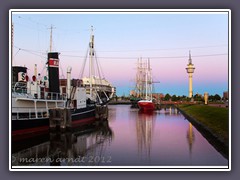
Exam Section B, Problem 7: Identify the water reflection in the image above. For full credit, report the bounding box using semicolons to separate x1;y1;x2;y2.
12;105;228;167
136;111;156;163
12;121;113;166
186;123;195;159
162;106;179;116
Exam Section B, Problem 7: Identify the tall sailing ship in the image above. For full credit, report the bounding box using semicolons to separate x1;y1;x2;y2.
130;58;156;111
137;59;155;111
130;58;145;106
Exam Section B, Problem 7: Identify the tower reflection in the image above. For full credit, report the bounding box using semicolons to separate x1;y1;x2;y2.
186;123;195;160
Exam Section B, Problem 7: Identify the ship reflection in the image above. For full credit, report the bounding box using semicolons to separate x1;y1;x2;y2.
12;120;113;166
162;106;179;116
136;111;156;163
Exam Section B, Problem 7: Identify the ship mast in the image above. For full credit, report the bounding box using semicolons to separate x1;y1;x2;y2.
89;26;94;98
139;57;143;98
143;58;152;101
48;25;55;52
148;58;152;101
11;23;14;66
78;26;111;104
145;60;148;100
136;58;139;97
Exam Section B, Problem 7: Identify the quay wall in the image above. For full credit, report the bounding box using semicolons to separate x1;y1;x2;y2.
176;105;229;159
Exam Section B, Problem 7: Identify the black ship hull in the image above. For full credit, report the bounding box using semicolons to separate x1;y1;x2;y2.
12;106;96;140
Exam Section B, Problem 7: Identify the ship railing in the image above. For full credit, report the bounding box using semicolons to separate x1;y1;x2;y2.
12;90;67;101
21;89;67;101
12;82;67;101
13;108;49;120
83;84;112;91
29;109;47;119
44;92;67;101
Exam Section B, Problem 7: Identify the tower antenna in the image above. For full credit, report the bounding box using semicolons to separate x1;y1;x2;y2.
189;50;192;64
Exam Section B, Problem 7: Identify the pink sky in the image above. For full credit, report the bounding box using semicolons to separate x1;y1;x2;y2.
12;12;229;96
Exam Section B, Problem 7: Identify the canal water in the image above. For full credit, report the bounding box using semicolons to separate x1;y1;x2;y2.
12;105;228;167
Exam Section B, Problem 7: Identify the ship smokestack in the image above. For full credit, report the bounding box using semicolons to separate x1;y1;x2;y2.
12;66;27;83
47;52;60;94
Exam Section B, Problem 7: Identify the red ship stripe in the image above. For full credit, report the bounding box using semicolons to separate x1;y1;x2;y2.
72;117;96;127
12;117;96;136
12;126;49;136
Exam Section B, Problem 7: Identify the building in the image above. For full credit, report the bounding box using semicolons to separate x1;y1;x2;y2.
223;91;228;100
152;93;165;100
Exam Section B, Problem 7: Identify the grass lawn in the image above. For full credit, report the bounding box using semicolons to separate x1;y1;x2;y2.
178;104;229;144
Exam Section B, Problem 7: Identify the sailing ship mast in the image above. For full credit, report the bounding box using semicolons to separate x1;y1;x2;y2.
145;60;148;100
143;58;153;101
135;57;145;99
148;58;152;101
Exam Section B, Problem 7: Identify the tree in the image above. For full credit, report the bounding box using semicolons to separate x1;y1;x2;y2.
208;94;221;102
164;93;171;101
171;95;177;101
180;95;187;101
208;95;214;102
194;94;203;101
214;94;221;101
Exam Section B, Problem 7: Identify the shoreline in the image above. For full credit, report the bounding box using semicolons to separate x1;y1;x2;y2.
108;101;132;105
176;105;229;159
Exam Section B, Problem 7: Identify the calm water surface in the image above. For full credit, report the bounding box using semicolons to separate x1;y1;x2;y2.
12;105;228;166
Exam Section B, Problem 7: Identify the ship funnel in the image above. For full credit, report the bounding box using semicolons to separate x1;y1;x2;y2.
12;66;28;83
47;52;60;94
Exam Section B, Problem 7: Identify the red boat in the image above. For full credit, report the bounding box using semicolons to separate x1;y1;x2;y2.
138;100;155;111
136;59;156;112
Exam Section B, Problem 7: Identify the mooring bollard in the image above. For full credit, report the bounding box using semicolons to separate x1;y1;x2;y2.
49;109;56;130
95;105;109;120
49;108;72;131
